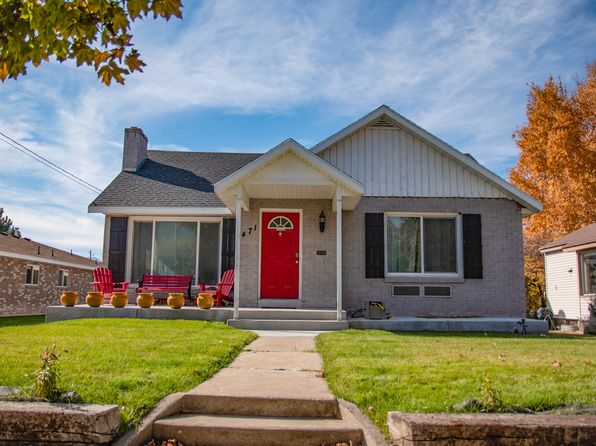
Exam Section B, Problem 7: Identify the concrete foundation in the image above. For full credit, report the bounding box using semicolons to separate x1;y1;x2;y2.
46;306;549;333
349;317;549;334
46;304;233;323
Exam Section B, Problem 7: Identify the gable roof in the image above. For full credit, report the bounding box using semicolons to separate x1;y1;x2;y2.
0;232;99;270
89;150;262;213
311;105;542;214
214;139;364;210
215;139;364;194
540;223;596;253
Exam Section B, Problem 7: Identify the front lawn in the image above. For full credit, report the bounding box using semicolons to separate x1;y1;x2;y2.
317;330;596;435
0;314;45;327
0;318;256;428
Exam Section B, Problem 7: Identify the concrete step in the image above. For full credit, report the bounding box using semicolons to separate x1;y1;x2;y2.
239;308;347;320
182;368;338;418
228;318;349;331
153;413;364;446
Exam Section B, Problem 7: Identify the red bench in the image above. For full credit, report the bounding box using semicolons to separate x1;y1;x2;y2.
137;275;193;305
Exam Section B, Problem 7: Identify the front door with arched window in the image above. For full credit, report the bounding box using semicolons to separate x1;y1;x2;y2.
260;211;300;299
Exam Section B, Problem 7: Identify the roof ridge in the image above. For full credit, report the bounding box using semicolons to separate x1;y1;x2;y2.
147;149;263;156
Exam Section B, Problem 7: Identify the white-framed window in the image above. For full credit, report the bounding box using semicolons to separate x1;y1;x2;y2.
25;264;40;285
58;269;69;287
129;218;222;285
384;213;462;277
268;216;294;231
580;250;596;295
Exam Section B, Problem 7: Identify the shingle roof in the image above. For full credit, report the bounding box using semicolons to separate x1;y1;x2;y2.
0;232;100;268
540;222;596;251
89;150;262;208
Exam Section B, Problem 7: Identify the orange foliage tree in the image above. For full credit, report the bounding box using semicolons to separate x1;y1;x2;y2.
510;63;596;315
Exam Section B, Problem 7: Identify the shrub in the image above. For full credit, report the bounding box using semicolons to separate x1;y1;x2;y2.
32;345;63;401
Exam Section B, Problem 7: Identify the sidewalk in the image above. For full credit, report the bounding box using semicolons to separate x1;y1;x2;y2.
151;331;372;445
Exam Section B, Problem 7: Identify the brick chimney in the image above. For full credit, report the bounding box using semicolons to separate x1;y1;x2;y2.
122;127;148;171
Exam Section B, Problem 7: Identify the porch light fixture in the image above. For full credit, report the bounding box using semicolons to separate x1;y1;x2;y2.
319;211;326;233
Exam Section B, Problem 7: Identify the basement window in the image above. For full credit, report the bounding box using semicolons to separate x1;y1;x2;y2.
25;265;40;285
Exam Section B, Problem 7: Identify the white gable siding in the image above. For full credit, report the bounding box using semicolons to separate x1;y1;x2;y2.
319;126;509;198
545;251;581;319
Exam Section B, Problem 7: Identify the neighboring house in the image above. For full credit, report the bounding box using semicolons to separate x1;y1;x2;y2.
0;232;98;316
540;223;596;324
88;105;542;318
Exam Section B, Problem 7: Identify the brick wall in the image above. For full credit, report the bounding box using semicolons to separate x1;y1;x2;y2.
343;197;526;317
0;257;94;316
239;199;337;308
237;197;525;316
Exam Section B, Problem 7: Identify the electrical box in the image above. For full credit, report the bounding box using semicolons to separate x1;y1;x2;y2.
366;301;386;319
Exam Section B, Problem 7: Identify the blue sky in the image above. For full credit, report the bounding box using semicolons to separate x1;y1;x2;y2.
0;0;595;259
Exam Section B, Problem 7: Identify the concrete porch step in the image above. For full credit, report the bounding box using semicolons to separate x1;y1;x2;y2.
152;413;364;446
182;368;339;418
239;308;347;320
227;318;349;331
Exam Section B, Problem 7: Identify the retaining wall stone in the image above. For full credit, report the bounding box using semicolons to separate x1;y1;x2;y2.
388;412;596;446
0;401;120;445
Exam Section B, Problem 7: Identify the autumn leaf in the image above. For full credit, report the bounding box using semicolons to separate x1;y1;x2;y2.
0;0;183;85
0;63;8;81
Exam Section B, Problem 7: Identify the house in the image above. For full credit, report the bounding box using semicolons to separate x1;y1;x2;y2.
88;105;542;319
540;223;596;324
0;232;98;316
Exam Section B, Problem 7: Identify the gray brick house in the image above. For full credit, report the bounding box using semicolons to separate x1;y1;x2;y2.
0;233;98;316
89;105;541;319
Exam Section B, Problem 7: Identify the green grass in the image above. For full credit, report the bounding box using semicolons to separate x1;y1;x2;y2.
0;315;45;327
0;318;256;428
317;330;596;435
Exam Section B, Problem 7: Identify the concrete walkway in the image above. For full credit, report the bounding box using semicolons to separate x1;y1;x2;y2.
151;332;380;446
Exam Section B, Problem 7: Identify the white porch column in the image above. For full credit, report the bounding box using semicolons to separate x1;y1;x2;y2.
233;197;242;320
336;194;343;321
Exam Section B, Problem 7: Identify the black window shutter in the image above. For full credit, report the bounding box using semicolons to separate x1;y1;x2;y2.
463;214;483;279
108;217;128;283
365;213;385;278
221;218;236;273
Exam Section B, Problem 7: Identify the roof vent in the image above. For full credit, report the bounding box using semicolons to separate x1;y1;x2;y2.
464;153;478;162
369;116;397;129
393;286;420;297
424;286;452;297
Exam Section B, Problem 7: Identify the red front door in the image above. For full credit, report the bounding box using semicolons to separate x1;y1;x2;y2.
260;212;300;299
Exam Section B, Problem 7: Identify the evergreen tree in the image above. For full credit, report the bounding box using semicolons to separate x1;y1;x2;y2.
0;207;19;235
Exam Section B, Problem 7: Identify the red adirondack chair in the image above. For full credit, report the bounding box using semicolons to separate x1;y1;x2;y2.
93;268;128;296
201;269;234;307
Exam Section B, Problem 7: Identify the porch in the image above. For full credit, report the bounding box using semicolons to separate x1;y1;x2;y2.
213;139;365;321
46;305;349;330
